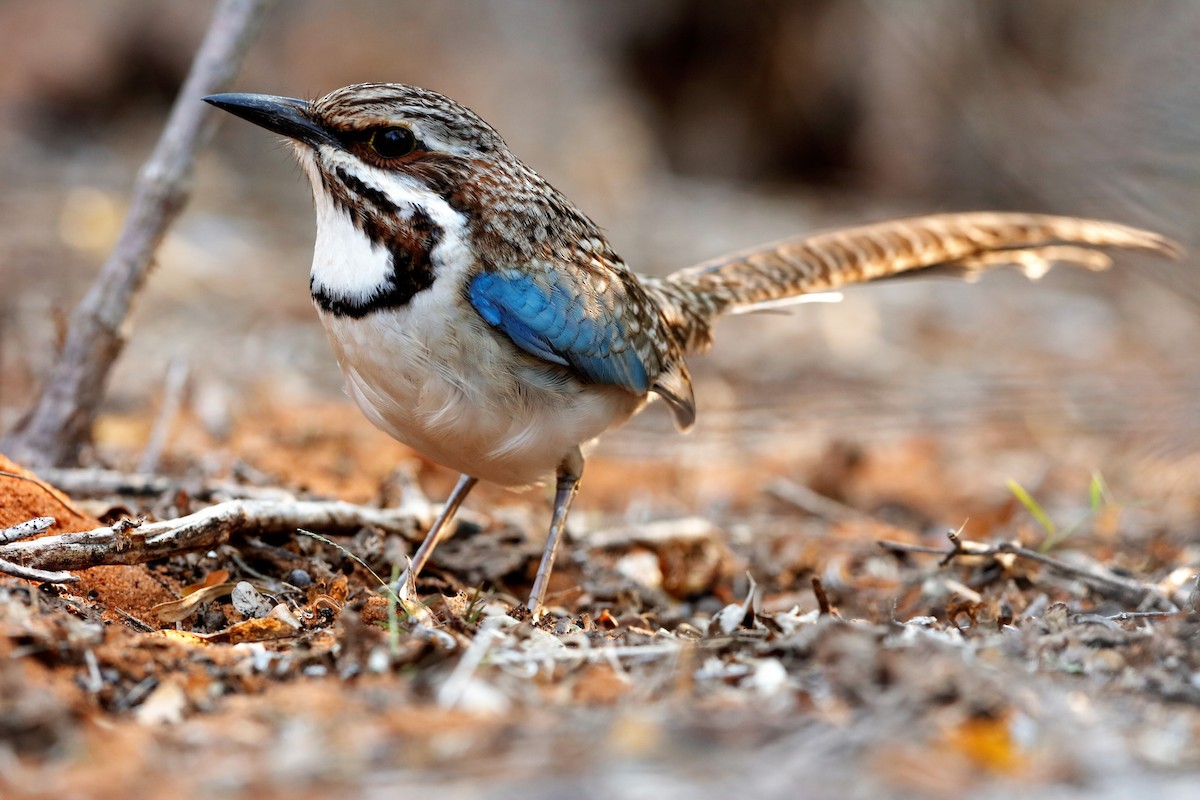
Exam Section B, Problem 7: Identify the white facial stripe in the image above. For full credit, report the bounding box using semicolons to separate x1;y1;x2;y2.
321;148;465;229
310;194;393;301
304;147;474;303
325;149;474;279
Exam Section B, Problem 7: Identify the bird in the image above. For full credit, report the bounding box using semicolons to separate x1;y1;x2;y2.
203;83;1181;614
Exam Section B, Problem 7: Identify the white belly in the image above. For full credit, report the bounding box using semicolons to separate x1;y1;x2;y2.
318;302;643;487
301;151;642;486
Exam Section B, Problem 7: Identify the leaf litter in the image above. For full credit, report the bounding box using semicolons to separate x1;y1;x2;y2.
2;415;1200;799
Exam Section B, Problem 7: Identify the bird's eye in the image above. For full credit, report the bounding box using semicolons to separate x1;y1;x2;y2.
368;126;416;158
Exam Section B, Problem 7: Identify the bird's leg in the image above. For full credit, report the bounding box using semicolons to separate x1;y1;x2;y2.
395;473;478;591
527;451;584;614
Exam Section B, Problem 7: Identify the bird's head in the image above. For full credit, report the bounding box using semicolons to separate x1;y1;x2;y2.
204;83;539;314
204;83;613;318
204;83;521;220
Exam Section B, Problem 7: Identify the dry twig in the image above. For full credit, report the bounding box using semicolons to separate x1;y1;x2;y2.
0;498;421;578
1;517;54;544
33;467;297;501
0;557;77;584
0;519;76;582
2;0;273;467
878;530;1171;609
811;576;835;616
1103;611;1178;622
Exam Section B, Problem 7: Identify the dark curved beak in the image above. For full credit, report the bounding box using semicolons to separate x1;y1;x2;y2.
203;93;337;149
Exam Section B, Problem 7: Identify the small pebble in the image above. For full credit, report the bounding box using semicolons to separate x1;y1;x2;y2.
287;569;313;588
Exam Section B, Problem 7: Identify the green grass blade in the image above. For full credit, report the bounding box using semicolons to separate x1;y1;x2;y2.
1089;472;1111;512
1007;479;1056;540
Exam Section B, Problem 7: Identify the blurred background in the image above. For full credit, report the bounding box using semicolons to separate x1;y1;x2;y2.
1;0;1198;512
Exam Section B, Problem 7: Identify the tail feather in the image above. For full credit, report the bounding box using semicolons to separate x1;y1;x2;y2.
647;212;1182;354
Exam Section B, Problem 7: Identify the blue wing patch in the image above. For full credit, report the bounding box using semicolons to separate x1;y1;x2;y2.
468;270;650;394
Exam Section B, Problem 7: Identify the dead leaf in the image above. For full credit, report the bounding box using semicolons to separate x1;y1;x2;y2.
151;582;237;623
201;616;304;644
307;574;350;610
945;713;1028;775
181;569;230;596
134;679;188;726
267;603;302;629
149;629;212;646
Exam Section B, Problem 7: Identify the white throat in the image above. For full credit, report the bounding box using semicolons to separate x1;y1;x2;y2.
310;193;393;302
297;147;473;306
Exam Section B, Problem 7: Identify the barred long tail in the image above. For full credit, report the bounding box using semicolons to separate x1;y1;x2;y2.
647;212;1183;354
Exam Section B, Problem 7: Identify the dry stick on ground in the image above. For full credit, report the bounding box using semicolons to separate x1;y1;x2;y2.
811;576;836;616
878;530;1172;610
0;499;422;581
1;517;54;544
34;467;298;501
0;518;75;582
0;557;77;584
1;0;273;468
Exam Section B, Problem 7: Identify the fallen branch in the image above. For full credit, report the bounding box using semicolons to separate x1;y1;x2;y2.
0;499;422;577
33;467;297;501
0;519;75;582
1;517;55;544
878;530;1172;609
1102;610;1178;622
2;0;272;467
0;557;78;584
